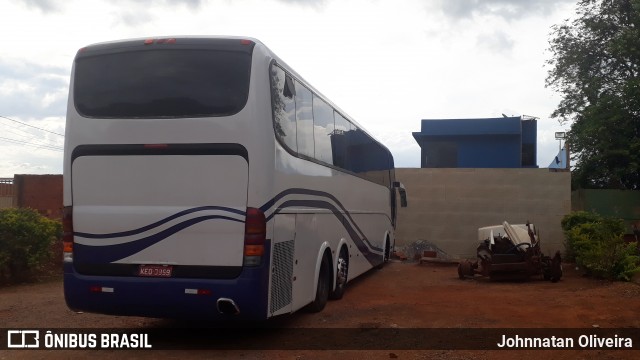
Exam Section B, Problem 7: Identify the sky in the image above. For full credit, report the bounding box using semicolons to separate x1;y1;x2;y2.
0;0;578;177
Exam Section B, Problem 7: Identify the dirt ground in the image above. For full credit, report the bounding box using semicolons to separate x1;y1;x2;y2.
1;260;640;359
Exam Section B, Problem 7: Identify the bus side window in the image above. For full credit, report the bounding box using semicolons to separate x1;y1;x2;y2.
294;81;314;158
271;65;298;152
332;113;350;170
312;95;334;165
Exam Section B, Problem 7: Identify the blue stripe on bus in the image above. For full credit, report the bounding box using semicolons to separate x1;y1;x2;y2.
261;188;380;250
74;188;385;265
269;199;382;264
74;215;244;263
75;206;246;239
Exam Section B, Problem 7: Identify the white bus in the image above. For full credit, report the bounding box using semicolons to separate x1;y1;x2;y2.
62;36;407;320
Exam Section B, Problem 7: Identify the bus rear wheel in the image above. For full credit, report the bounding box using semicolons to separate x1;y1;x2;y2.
329;247;349;300
305;254;331;313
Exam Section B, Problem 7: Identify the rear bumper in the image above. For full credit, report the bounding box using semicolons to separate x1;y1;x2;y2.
63;257;270;321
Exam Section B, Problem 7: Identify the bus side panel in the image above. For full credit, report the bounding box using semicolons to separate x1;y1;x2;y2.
347;213;392;278
269;214;295;317
272;144;392;271
291;213;318;311
288;213;345;312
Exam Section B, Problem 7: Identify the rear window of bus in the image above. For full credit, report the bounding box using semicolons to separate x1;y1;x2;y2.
74;49;251;118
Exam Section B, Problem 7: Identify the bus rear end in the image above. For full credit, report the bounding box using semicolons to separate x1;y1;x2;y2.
62;37;271;320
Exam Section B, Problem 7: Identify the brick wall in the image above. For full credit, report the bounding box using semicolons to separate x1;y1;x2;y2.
13;174;63;219
0;180;14;209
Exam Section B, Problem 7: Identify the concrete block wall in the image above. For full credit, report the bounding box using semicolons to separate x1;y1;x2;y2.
394;168;571;259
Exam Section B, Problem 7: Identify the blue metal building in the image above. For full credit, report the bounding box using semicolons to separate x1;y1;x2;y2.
412;116;538;168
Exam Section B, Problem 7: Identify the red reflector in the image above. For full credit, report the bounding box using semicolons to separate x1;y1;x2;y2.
245;208;265;234
144;144;168;149
244;245;264;256
90;286;101;293
156;38;175;45
62;206;73;231
244;207;265;263
144;39;154;45
62;206;74;247
197;289;212;296
240;39;253;45
244;207;266;245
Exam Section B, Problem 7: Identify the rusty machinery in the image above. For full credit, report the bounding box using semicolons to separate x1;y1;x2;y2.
458;221;562;282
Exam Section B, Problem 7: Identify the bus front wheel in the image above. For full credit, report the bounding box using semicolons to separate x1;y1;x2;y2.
376;238;390;269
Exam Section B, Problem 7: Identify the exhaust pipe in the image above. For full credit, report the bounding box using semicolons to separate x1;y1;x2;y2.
216;298;240;315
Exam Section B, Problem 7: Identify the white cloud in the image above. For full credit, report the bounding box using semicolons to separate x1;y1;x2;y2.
16;0;61;12
477;30;515;53
0;59;68;119
431;0;575;20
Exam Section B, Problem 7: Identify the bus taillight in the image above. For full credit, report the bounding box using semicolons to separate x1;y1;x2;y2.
143;144;169;149
62;206;74;263
243;207;266;266
144;38;177;45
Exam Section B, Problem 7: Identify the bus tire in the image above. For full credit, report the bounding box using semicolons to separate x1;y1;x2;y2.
305;254;331;313
329;247;349;300
376;238;390;270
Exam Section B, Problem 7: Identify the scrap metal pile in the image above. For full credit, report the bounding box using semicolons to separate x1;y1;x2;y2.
458;221;562;282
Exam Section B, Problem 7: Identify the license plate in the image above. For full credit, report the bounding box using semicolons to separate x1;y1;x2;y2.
138;264;173;277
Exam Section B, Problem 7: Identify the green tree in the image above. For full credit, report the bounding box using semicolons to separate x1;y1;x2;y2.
546;0;640;189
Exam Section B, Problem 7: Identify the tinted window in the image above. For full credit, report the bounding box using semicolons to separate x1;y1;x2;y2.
346;125;393;185
271;66;298;152
295;81;314;158
347;126;371;173
74;50;251;118
332;112;351;169
312;96;334;165
269;65;393;187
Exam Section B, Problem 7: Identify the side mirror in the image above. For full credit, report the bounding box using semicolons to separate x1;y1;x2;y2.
393;181;407;207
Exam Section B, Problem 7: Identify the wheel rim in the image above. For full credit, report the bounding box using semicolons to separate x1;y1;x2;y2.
384;240;390;262
337;252;348;289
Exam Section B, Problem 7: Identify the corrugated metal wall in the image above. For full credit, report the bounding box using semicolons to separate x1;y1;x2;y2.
572;189;640;234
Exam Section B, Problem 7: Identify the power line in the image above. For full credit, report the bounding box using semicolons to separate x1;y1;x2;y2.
0;117;65;151
0;115;64;137
0;136;64;152
0;124;63;149
0;136;63;151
